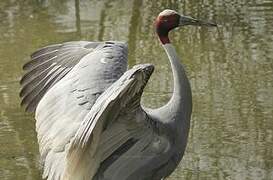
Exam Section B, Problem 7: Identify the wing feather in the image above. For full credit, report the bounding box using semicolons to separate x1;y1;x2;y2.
20;41;99;112
22;41;129;180
72;64;154;149
64;64;154;180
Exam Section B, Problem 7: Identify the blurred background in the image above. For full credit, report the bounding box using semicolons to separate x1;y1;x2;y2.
0;0;272;179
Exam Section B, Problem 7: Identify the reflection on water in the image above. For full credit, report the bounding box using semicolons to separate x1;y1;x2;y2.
0;0;272;179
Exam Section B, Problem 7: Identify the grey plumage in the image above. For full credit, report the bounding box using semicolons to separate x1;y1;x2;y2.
20;9;217;180
20;40;190;180
20;41;99;112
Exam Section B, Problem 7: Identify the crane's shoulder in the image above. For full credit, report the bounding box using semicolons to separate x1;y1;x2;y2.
84;41;128;54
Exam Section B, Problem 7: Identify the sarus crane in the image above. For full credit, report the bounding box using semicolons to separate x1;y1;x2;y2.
20;9;216;180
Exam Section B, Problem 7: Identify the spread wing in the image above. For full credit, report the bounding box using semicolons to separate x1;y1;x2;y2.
20;41;128;180
20;41;123;112
72;64;154;148
65;64;157;180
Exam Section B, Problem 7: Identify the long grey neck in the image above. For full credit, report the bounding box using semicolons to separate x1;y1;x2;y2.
159;43;192;147
163;44;192;117
145;43;192;150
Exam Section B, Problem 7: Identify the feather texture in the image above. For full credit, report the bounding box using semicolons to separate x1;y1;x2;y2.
21;41;129;180
20;41;101;112
65;64;154;180
21;41;173;180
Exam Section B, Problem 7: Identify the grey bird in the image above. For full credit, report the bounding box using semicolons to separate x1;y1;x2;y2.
20;9;216;180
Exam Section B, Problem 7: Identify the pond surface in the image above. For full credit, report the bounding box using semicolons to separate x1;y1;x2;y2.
0;0;272;180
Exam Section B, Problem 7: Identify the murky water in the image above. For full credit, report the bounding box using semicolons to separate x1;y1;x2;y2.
0;0;272;179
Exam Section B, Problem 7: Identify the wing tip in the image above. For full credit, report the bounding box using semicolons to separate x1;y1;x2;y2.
30;44;62;58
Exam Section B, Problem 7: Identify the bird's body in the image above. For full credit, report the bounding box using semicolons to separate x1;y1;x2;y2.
20;9;216;180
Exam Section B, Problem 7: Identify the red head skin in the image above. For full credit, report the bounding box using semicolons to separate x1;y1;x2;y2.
155;11;180;44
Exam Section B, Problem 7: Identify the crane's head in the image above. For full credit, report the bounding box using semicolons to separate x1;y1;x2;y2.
155;9;217;44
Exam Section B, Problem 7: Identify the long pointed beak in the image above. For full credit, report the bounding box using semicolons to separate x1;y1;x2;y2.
179;15;217;27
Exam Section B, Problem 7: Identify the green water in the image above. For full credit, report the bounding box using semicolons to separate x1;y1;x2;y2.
0;0;272;179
